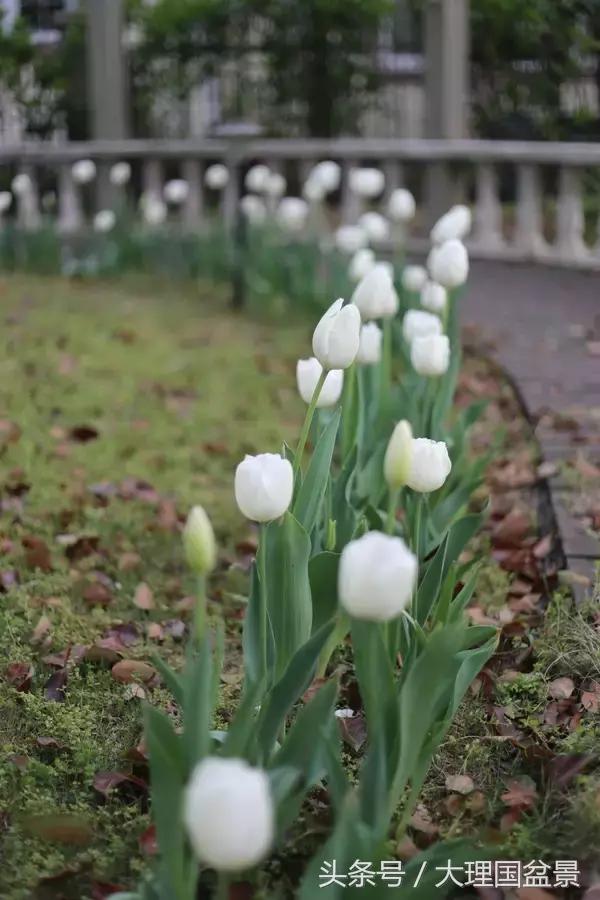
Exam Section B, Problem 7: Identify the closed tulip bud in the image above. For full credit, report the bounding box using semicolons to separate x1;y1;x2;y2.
357;211;390;245
401;264;427;293
334;225;368;255
184;757;274;871
234;453;293;522
204;163;229;190
240;194;267;225
406;438;452;493
348;167;385;199
183;505;217;574
11;173;32;196
93;209;116;233
411;334;450;376
384;419;413;489
0;191;12;213
245;164;271;194
339;531;418;622
312;298;361;370
72;159;96;184
348;247;376;282
164;179;189;205
430;204;472;245
402;309;442;344
387;188;416;222
296;358;343;407
421;280;447;314
427;239;469;288
356;322;383;365
277;197;308;232
109;161;131;186
351;263;398;321
309;160;341;193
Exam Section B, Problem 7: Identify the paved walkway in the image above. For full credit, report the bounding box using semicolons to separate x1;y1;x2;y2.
462;261;599;597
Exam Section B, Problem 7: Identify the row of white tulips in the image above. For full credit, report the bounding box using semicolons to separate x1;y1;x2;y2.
116;203;498;900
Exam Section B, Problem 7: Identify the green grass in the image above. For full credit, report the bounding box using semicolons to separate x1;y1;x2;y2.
0;274;311;899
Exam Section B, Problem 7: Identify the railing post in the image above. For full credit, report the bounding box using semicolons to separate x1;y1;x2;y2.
17;165;41;231
515;164;548;259
182;158;203;229
57;163;83;234
556;166;588;264
340;160;361;224
142;159;163;201
472;162;504;253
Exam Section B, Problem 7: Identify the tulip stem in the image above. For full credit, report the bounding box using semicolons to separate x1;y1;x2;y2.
257;525;269;678
294;370;326;474
380;318;392;414
413;494;423;560
341;361;356;460
216;873;230;900
385;489;399;535
194;574;206;644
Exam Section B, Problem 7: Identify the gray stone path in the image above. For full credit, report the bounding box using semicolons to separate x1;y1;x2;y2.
462;261;599;597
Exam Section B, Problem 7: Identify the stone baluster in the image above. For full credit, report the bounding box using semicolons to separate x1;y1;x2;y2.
473;162;505;253
340;159;362;224
17;165;41;231
142;158;163;201
514;164;548;259
182;158;203;230
381;159;402;206
556;166;588;264
57;163;83;233
221;156;240;231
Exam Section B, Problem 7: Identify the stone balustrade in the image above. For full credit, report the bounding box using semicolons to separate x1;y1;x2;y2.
2;137;600;269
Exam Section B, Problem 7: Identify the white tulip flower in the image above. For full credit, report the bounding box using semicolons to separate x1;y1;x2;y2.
351;263;399;321
72;159;96;185
265;172;286;198
401;265;427;293
11;173;32;196
402;309;442;344
348;248;376;282
312;298;361;370
302;176;326;204
276;197;308;233
421;280;447;314
184;757;273;871
334;225;368;255
411;334;450;377
348;167;385;199
245;164;271;194
384;420;413;489
240;194;267;225
0;191;12;213
357;211;390;245
356;322;383;365
163;179;189;205
204;163;229;190
406;438;452;493
308;160;341;194
109;161;131;186
338;531;418;622
234;453;294;523
296;358;343;407
387;188;416;223
183;505;216;575
427;239;469;288
93;209;116;233
141;195;167;226
430;204;472;245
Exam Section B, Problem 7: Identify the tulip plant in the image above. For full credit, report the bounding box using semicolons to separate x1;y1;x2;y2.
111;199;496;900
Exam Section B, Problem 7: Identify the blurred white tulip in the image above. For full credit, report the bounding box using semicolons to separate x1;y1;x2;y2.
348;167;385;199
245;164;271;194
420;280;447;314
0;191;12;214
276;197;309;232
334;225;368;255
430;204;472;245
72;159;96;185
401;265;427;293
351;263;398;321
348;247;376;282
356;322;383;365
204;163;229;190
265;172;286;198
141;194;167;226
109;161;131;186
357;211;390;244
11;173;32;196
387;188;416;222
427;239;469;288
402;309;442;343
411;334;450;376
308;160;341;193
93;209;116;233
163;179;189;205
240;194;267;225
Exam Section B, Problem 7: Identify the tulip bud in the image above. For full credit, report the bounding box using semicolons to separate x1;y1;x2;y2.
430;204;472;245
427;239;469;288
387;188;416;222
357;211;390;245
109;161;131;187
245;164;271;194
240;194;267;225
401;265;428;293
184;757;274;871
348;167;385;199
338;531;418;622
312;298;361;370
406;438;452;493
72;159;96;185
296;358;343;407
204;163;229;190
356;322;383;365
420;280;447;314
348;248;376;282
164;179;189;205
308;160;341;193
93;209;116;234
276;197;308;233
402;309;442;344
334;225;368;255
411;334;450;377
351;264;398;321
183;505;217;575
234;453;294;522
383;419;413;489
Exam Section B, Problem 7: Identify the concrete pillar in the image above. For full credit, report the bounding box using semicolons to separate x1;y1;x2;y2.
424;0;470;224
